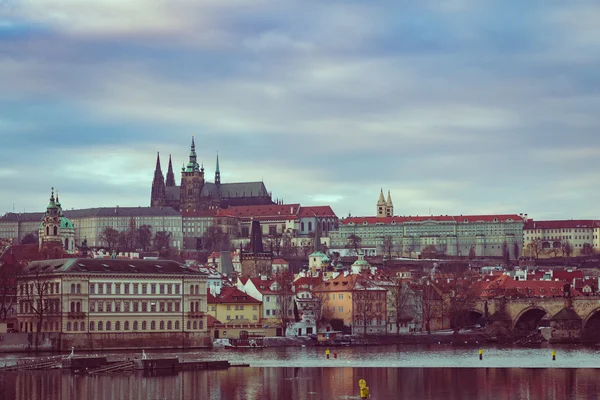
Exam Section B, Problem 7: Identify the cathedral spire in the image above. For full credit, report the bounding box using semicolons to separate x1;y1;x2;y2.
166;154;175;187
215;152;221;185
185;135;200;172
151;152;166;207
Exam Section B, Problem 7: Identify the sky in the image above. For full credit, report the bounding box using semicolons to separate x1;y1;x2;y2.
1;0;600;220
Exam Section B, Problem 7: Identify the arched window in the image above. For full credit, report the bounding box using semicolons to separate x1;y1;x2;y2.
124;321;129;331
189;284;194;294
70;284;75;294
66;322;71;331
90;321;95;331
308;222;312;232
187;187;193;196
133;321;138;330
199;320;204;329
53;226;58;236
70;302;75;312
187;320;191;330
76;284;81;294
151;321;156;330
76;302;81;312
73;322;78;331
65;238;69;249
167;321;172;330
193;321;197;330
160;321;165;330
46;227;49;236
115;321;120;331
323;221;326;231
175;321;180;330
190;302;195;312
106;321;111;331
142;321;147;330
80;322;84;331
195;302;199;312
98;321;103;331
301;222;305;231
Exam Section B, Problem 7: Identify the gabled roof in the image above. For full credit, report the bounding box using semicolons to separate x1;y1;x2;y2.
182;209;218;218
207;286;261;304
298;206;337;218
293;276;323;291
272;258;289;265
219;182;270;198
524;220;599;230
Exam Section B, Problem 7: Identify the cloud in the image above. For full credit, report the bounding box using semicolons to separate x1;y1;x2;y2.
1;0;600;221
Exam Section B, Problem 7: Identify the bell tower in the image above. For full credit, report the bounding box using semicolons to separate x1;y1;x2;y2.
386;190;394;217
377;189;386;217
179;135;205;212
39;188;64;250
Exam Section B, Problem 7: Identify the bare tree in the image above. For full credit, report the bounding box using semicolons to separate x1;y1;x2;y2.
0;263;21;321
100;227;119;249
468;247;476;260
353;276;386;336
422;282;443;334
421;245;438;259
346;234;362;256
561;239;573;259
136;224;153;252
203;226;229;254
581;243;596;256
381;236;394;259
20;232;38;245
272;270;295;332
386;279;416;334
502;241;510;267
526;239;545;260
281;233;293;257
446;277;478;335
19;269;58;350
154;231;172;258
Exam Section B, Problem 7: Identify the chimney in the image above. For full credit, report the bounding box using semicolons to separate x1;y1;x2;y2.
290;206;293;214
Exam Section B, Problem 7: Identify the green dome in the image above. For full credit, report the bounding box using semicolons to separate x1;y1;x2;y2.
60;217;74;229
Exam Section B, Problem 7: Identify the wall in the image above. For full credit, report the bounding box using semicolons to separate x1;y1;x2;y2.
60;332;211;351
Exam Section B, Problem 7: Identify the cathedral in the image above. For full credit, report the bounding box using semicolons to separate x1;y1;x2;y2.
150;137;274;212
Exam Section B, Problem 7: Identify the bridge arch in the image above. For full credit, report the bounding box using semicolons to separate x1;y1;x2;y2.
452;309;485;330
512;306;550;336
580;307;600;342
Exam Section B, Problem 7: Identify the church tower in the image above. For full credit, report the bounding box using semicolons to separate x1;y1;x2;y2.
151;152;166;207
386;190;394;217
165;154;176;187
215;153;221;186
377;189;386;217
39;188;75;253
179;136;205;212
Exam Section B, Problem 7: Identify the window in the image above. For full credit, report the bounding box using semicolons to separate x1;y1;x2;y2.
175;284;180;294
301;222;305;231
142;302;147;312
106;302;112;312
142;321;147;330
160;321;165;330
175;303;180;312
71;284;75;294
133;284;139;294
124;321;129;331
66;322;71;331
193;321;198;329
167;303;173;312
80;322;84;331
160;284;165;294
160;302;165;312
115;283;121;294
90;302;95;312
90;321;95;331
199;320;203;329
115;321;121;331
167;285;172;295
106;283;112;294
98;321;103;331
133;321;138;330
226;305;231;310
124;284;130;294
98;284;103;294
142;284;147;294
70;302;75;312
151;284;157;294
308;222;312;231
167;321;172;330
195;285;200;295
175;321;180;330
151;321;156;330
151;303;156;312
187;320;191;329
55;282;60;294
106;321;111;331
115;302;120;312
90;283;95;294
338;294;343;300
266;310;270;316
133;302;139;312
124;302;130;312
98;302;104;312
253;305;257;310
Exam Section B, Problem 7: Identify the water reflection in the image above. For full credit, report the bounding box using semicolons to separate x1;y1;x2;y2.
1;367;599;400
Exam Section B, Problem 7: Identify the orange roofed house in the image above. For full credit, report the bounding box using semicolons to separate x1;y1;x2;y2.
314;273;387;335
207;286;262;339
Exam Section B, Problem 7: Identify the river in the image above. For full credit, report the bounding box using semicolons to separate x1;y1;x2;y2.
1;345;600;399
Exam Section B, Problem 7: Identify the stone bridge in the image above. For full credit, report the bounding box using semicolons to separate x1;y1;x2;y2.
468;296;600;342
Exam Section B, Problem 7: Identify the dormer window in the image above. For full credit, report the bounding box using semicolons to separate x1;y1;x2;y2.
493;218;498;222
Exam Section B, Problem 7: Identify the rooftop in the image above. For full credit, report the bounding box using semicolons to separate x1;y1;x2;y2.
22;258;205;276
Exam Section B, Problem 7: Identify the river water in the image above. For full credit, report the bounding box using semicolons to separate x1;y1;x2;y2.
1;345;600;399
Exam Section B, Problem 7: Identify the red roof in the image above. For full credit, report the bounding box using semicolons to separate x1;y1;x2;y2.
246;277;278;295
524;220;599;230
182;209;218;218
342;214;524;225
294;276;323;292
207;287;261;304
215;209;238;218
228;204;300;218
298;206;337;218
477;275;582;298
272;258;289;265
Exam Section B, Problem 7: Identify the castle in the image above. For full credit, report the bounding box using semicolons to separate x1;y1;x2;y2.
150;137;274;212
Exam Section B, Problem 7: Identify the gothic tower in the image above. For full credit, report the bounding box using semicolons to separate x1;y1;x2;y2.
386;190;394;217
215;152;221;186
179;136;205;212
165;154;176;187
377;188;386;217
151;152;166;207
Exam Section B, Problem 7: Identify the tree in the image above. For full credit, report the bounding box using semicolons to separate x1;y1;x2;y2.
0;262;21;321
381;236;394;259
136;225;153;252
526;239;544;260
100;227;119;249
446;276;478;335
468;247;476;260
346;234;362;256
21;232;38;245
502;241;510;267
19;269;59;350
154;231;172;258
561;239;573;259
581;243;596;256
421;245;438;259
267;233;283;256
387;279;417;334
353;276;386;336
513;242;520;260
422;282;443;334
272;270;295;332
281;233;293;257
202;226;229;254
